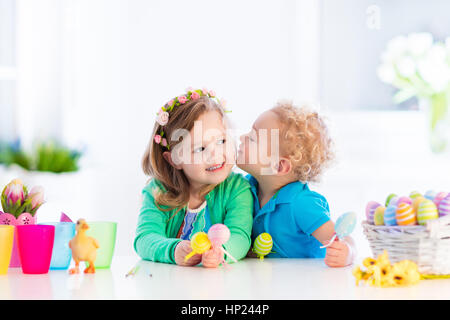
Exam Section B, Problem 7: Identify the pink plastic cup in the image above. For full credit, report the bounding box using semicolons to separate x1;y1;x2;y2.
16;225;55;274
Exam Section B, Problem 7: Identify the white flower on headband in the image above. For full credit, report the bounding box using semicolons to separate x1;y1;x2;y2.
156;109;169;126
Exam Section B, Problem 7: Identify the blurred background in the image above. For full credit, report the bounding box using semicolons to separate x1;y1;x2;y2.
1;0;450;258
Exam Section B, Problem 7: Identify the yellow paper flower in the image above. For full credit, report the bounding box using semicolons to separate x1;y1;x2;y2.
354;251;421;287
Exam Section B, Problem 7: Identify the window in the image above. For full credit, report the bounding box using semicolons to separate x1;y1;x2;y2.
0;0;16;141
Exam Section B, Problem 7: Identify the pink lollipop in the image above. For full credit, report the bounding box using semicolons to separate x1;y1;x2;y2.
207;224;237;263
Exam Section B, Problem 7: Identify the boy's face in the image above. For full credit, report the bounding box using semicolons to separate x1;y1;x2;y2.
237;110;282;177
171;110;235;189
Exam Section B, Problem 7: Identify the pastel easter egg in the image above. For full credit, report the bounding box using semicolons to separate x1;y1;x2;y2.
424;190;437;201
253;233;273;258
397;196;412;206
417;199;439;226
409;191;422;200
374;206;385;226
335;212;357;238
385;193;397;207
384;205;397;226
388;196;400;207
412;196;426;213
438;195;450;217
365;201;381;224
434;192;448;208
395;203;416;226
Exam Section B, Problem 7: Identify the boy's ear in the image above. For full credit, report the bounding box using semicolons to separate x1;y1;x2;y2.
275;157;292;175
162;151;183;170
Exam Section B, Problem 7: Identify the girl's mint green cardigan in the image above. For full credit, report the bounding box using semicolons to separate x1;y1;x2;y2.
133;172;254;264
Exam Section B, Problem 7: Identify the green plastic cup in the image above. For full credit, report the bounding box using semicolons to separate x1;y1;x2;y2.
84;221;117;269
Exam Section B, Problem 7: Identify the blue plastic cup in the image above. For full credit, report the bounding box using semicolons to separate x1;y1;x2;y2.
40;222;75;270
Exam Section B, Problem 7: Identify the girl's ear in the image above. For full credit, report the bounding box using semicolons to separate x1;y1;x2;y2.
276;157;292;175
162;151;183;170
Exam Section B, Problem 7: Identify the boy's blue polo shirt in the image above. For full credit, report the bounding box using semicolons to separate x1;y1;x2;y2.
246;175;330;258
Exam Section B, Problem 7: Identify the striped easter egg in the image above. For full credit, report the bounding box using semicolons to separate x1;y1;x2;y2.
434;192;448;208
374;206;385;225
438;195;450;217
417;199;439;225
397;196;412;206
365;201;381;224
253;233;273;259
384;205;397;226
409;191;422;200
395;203;416;226
385;193;397;207
412;196;426;212
424;190;437;201
388;196;400;207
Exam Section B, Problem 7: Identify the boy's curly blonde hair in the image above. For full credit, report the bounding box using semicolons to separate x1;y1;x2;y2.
271;101;335;183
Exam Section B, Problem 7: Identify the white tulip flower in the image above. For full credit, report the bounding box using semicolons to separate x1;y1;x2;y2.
396;56;416;77
407;32;433;57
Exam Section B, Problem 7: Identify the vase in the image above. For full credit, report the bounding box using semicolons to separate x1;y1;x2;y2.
0;212;37;267
420;92;450;154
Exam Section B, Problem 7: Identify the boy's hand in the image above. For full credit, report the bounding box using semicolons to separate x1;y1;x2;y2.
324;239;352;268
174;240;202;266
201;246;225;268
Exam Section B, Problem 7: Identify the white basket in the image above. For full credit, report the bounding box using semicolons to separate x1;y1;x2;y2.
362;214;450;275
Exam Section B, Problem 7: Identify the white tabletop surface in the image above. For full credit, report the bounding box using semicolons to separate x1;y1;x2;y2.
2;255;450;300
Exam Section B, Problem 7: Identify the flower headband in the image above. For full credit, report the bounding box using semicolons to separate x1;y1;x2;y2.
154;87;229;150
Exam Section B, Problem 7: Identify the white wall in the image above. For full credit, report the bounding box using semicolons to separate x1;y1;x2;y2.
14;0;320;256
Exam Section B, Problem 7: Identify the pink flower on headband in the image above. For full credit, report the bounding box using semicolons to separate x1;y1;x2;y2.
154;135;162;144
208;90;216;97
202;88;209;95
161;138;168;147
178;95;187;104
166;100;174;108
156;111;169;126
191;91;200;100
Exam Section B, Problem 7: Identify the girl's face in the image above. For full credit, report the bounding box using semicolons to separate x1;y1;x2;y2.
237;110;281;177
171;110;235;190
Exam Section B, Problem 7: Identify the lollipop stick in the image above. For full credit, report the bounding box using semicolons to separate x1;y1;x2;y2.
320;234;337;249
184;251;196;262
221;248;238;263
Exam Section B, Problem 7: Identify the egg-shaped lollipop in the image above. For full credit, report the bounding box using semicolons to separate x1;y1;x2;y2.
184;232;211;262
320;212;356;248
207;224;237;263
253;233;273;260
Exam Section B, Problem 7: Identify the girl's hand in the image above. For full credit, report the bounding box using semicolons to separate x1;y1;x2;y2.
201;246;225;268
174;240;202;266
324;238;352;268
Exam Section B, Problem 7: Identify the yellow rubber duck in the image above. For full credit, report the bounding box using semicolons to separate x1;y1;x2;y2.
69;219;100;274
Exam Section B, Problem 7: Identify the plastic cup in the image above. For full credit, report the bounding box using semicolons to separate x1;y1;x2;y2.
16;225;55;274
0;225;15;275
40;222;75;270
84;221;117;269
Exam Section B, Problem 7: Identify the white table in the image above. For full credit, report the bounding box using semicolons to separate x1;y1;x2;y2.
2;255;450;300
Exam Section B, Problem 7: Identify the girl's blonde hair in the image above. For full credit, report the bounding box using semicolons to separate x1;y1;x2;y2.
271;101;335;183
142;96;228;213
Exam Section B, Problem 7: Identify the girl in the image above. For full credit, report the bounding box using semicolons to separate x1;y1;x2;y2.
134;88;253;268
237;101;355;267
